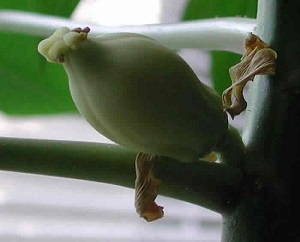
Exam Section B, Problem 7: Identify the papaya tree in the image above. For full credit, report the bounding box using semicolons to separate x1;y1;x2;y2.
0;0;298;241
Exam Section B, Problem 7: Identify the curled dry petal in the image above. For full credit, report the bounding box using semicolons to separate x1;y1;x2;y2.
222;33;277;119
135;153;164;222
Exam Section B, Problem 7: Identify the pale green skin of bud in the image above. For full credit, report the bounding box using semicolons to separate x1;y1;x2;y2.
38;29;228;162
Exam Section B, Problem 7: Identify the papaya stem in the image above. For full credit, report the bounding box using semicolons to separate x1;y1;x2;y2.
0;137;243;214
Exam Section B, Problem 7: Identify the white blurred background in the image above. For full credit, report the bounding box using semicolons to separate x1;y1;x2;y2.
0;0;223;241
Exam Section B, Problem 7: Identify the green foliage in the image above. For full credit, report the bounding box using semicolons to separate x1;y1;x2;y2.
183;0;257;95
0;0;79;114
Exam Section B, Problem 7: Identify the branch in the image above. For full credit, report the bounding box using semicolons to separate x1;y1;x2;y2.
0;10;256;54
0;137;243;214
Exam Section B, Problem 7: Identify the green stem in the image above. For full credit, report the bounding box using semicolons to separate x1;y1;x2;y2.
154;157;244;214
216;126;245;168
0;137;243;214
0;137;137;188
0;10;256;53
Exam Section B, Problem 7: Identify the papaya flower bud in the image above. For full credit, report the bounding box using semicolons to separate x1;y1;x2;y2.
38;27;231;221
38;27;228;163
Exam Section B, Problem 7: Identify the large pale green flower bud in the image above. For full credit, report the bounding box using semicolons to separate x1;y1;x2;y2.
38;27;228;162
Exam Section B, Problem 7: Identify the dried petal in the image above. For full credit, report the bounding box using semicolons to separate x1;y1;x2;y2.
203;152;218;162
222;33;277;118
135;153;164;222
243;32;269;56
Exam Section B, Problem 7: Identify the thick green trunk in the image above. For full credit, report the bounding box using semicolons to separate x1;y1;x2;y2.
222;0;300;241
